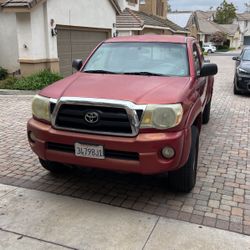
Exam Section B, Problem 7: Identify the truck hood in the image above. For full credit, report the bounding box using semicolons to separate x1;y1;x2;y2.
40;72;191;104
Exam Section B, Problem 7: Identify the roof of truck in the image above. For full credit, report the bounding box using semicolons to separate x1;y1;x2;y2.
105;35;194;44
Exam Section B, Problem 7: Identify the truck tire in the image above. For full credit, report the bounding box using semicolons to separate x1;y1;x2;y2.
39;158;72;173
168;126;199;192
202;99;211;124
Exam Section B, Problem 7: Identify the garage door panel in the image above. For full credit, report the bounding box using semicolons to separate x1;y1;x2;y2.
244;36;250;46
57;27;109;77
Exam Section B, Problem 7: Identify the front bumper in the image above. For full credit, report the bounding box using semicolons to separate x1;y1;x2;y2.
27;118;191;175
235;74;250;92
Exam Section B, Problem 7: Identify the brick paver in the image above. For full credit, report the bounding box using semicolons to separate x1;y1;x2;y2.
0;55;250;235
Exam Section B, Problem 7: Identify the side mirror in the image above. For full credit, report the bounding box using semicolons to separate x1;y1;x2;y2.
232;56;240;61
72;59;83;71
200;63;218;77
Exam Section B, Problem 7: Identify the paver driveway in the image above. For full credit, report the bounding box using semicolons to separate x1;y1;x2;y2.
0;56;250;235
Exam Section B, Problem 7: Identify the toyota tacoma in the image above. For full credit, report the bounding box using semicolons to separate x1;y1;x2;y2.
27;35;217;192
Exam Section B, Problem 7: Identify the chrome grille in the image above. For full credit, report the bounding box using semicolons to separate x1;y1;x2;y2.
51;98;146;137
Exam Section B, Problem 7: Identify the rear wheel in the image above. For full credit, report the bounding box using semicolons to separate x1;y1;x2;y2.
208;49;212;54
168;126;199;193
39;158;72;173
202;99;211;124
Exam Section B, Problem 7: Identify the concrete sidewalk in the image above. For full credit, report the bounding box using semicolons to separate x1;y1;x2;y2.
0;184;250;250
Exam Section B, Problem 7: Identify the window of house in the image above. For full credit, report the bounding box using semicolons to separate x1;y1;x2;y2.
139;0;146;4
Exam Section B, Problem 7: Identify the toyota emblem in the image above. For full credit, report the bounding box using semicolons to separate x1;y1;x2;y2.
84;111;99;124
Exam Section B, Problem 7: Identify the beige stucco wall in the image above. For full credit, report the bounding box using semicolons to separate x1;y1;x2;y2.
46;0;117;60
0;11;19;73
13;0;117;75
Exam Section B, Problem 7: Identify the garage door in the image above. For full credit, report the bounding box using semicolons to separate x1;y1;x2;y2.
244;36;250;46
57;26;109;77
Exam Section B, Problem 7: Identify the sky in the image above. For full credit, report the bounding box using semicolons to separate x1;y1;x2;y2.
168;0;246;13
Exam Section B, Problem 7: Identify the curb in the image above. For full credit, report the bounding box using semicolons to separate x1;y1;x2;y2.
0;89;38;95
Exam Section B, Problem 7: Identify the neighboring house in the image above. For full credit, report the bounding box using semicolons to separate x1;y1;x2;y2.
116;0;188;37
139;0;168;18
195;11;241;49
169;10;242;49
1;0;120;77
219;24;241;49
0;0;19;73
234;13;250;46
168;11;199;39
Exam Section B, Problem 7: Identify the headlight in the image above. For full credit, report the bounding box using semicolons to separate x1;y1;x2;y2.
238;67;248;74
140;104;183;129
32;95;51;122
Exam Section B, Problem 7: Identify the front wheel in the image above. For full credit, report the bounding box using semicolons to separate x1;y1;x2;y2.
168;126;199;193
233;81;241;95
39;158;72;173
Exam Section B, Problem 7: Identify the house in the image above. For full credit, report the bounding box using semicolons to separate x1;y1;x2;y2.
168;11;199;39
116;0;188;36
168;10;242;49
1;0;120;77
139;0;168;18
194;11;241;48
234;13;250;46
0;0;19;73
0;0;187;77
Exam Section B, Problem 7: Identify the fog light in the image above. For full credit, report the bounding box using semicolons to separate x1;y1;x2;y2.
162;147;175;159
28;131;36;143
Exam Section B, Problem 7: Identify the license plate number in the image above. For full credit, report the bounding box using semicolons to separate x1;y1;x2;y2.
75;143;104;159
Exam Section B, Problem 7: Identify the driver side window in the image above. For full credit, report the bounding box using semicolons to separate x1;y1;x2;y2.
193;44;201;76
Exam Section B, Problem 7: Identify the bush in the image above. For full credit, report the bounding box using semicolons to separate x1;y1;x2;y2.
217;45;229;50
0;69;63;90
0;77;17;89
0;67;8;80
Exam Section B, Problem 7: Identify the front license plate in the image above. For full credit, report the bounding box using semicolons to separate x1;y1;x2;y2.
75;143;105;159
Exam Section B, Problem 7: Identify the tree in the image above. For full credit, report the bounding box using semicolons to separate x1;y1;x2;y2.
214;0;237;24
210;31;227;44
167;3;172;12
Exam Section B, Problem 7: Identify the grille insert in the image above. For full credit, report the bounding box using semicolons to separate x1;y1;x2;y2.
55;104;143;135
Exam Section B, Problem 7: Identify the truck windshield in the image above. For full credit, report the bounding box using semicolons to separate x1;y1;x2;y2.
83;42;189;77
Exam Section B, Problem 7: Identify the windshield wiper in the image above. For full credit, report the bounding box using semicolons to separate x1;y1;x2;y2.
83;70;118;74
123;72;167;76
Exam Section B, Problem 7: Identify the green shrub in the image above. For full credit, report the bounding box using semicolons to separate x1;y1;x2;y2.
0;77;17;89
217;45;229;50
0;67;8;80
13;70;63;90
0;70;63;90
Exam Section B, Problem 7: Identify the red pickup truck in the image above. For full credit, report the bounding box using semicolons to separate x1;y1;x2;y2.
27;35;217;192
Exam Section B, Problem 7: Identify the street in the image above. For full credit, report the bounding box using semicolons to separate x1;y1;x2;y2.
0;55;250;237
